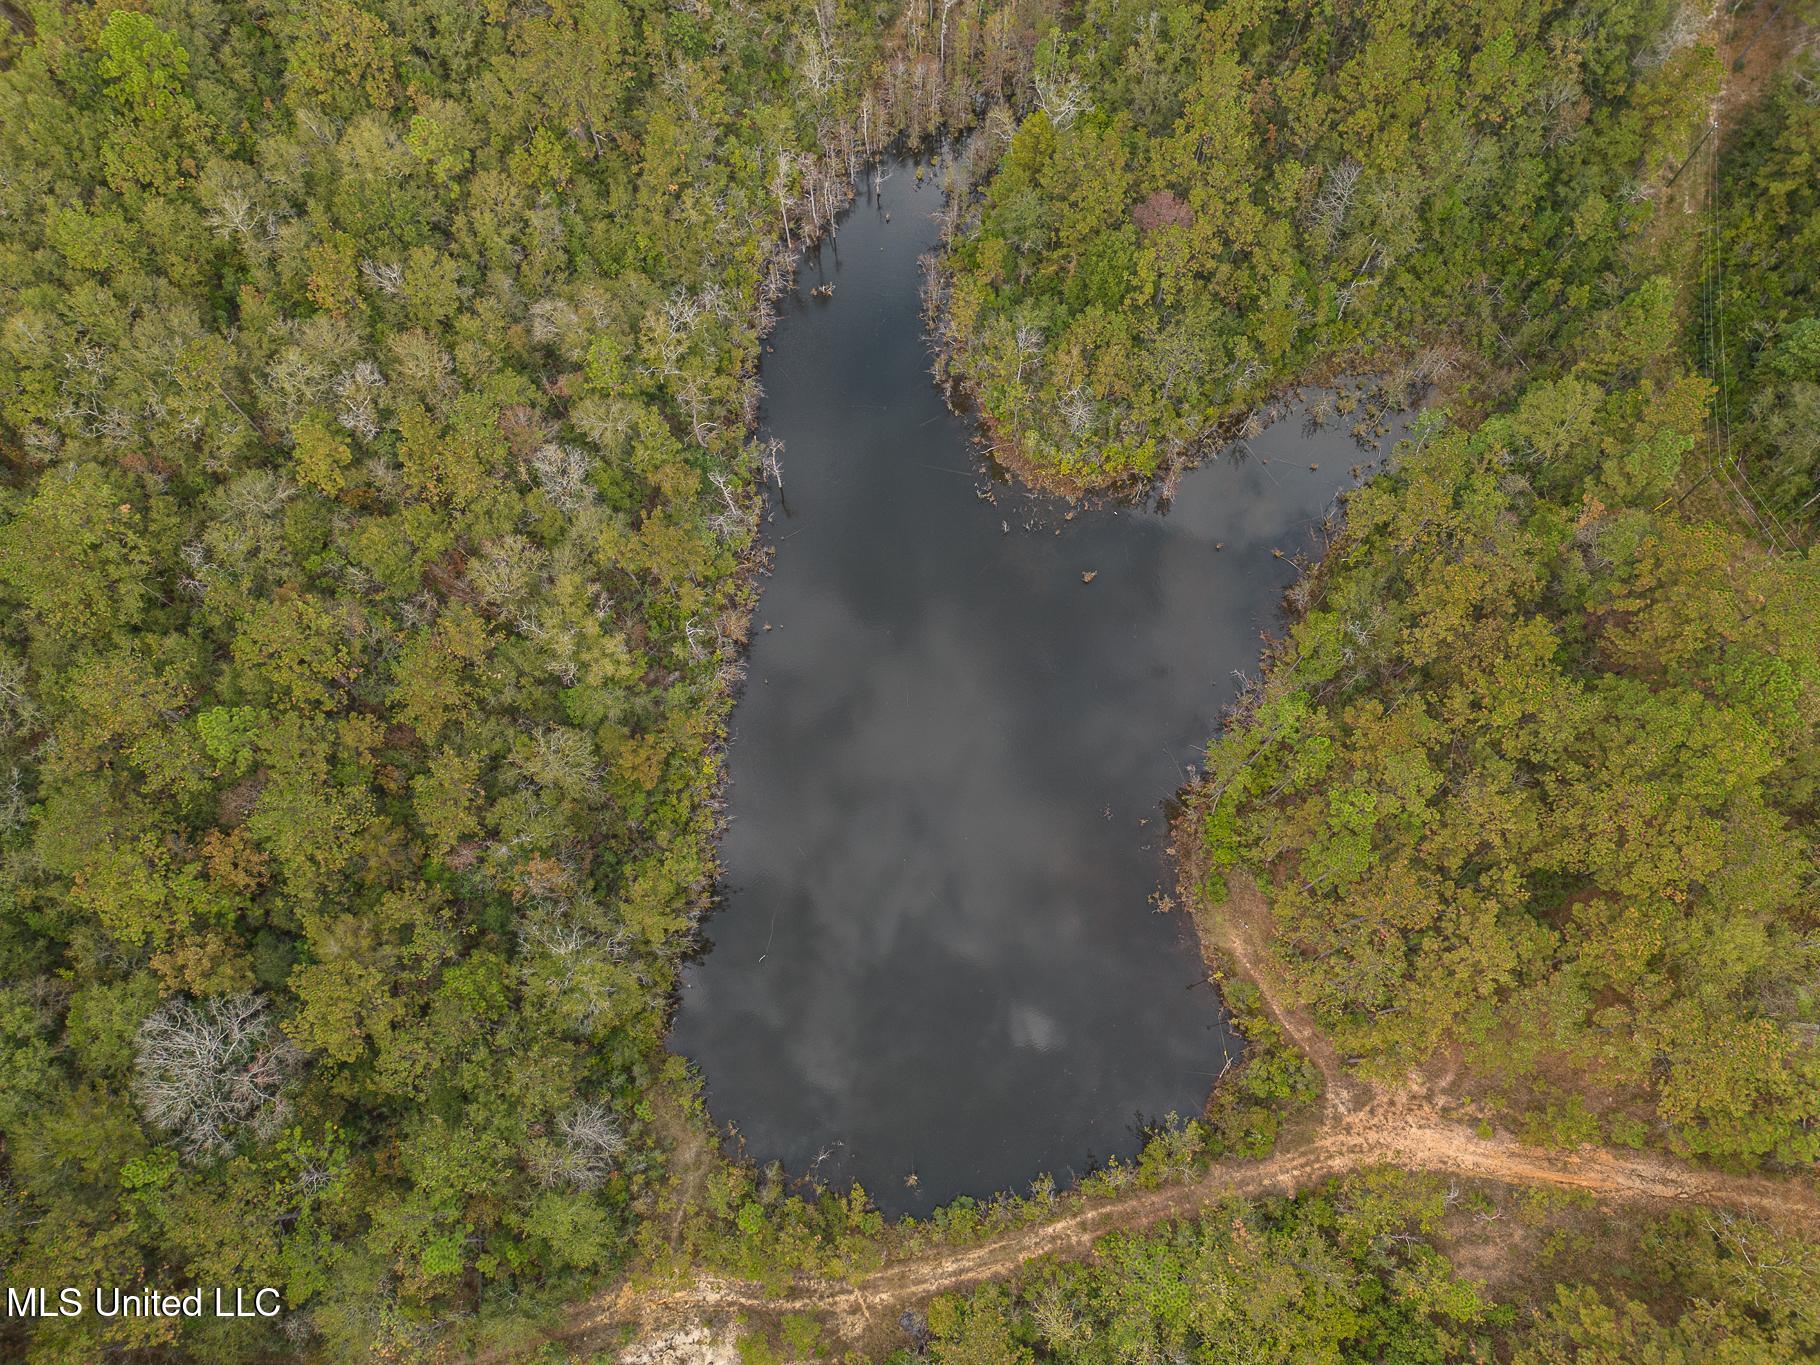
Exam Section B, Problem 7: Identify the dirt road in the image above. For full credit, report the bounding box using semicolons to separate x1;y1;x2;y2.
570;1091;1820;1351
560;873;1820;1355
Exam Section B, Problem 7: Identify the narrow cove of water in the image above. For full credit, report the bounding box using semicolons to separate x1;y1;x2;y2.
668;151;1395;1219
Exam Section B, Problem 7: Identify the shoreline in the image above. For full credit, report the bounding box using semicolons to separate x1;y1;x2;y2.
670;142;1406;1218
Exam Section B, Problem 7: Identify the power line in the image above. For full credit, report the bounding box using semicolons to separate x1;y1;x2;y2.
1696;17;1797;553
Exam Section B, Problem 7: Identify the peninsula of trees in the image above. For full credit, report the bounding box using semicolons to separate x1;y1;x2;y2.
1;0;1815;1360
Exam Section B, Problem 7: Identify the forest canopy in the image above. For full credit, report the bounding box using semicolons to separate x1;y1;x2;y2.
1;0;1816;1359
1183;12;1820;1167
936;0;1721;482
910;1173;1820;1362
0;0;922;1356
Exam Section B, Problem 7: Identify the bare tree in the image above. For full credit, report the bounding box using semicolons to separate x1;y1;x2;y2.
938;0;961;72
517;902;632;1036
1306;159;1361;255
704;468;753;540
0;767;25;835
771;149;797;252
801;0;848;97
901;0;926;53
560;1103;626;1178
334;359;387;442
133;994;302;1159
1638;1;1704;68
530;1102;628;1190
359;258;404;296
468;533;547;610
514;724;599;799
642;289;701;382
1035;68;1087;128
1013;322;1044;384
203;187;259;241
679;389;720;455
531;442;594;512
1535;76;1586;149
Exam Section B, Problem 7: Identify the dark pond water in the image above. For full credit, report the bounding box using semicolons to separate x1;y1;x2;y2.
669;152;1392;1218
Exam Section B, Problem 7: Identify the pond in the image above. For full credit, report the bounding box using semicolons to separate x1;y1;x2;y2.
668;151;1394;1218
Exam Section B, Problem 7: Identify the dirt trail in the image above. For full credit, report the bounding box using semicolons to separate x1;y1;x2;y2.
561;872;1819;1356
575;1091;1820;1351
560;23;1820;1355
1196;872;1372;1118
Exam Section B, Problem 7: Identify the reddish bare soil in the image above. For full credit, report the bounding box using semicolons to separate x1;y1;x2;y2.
548;28;1820;1350
549;872;1818;1358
